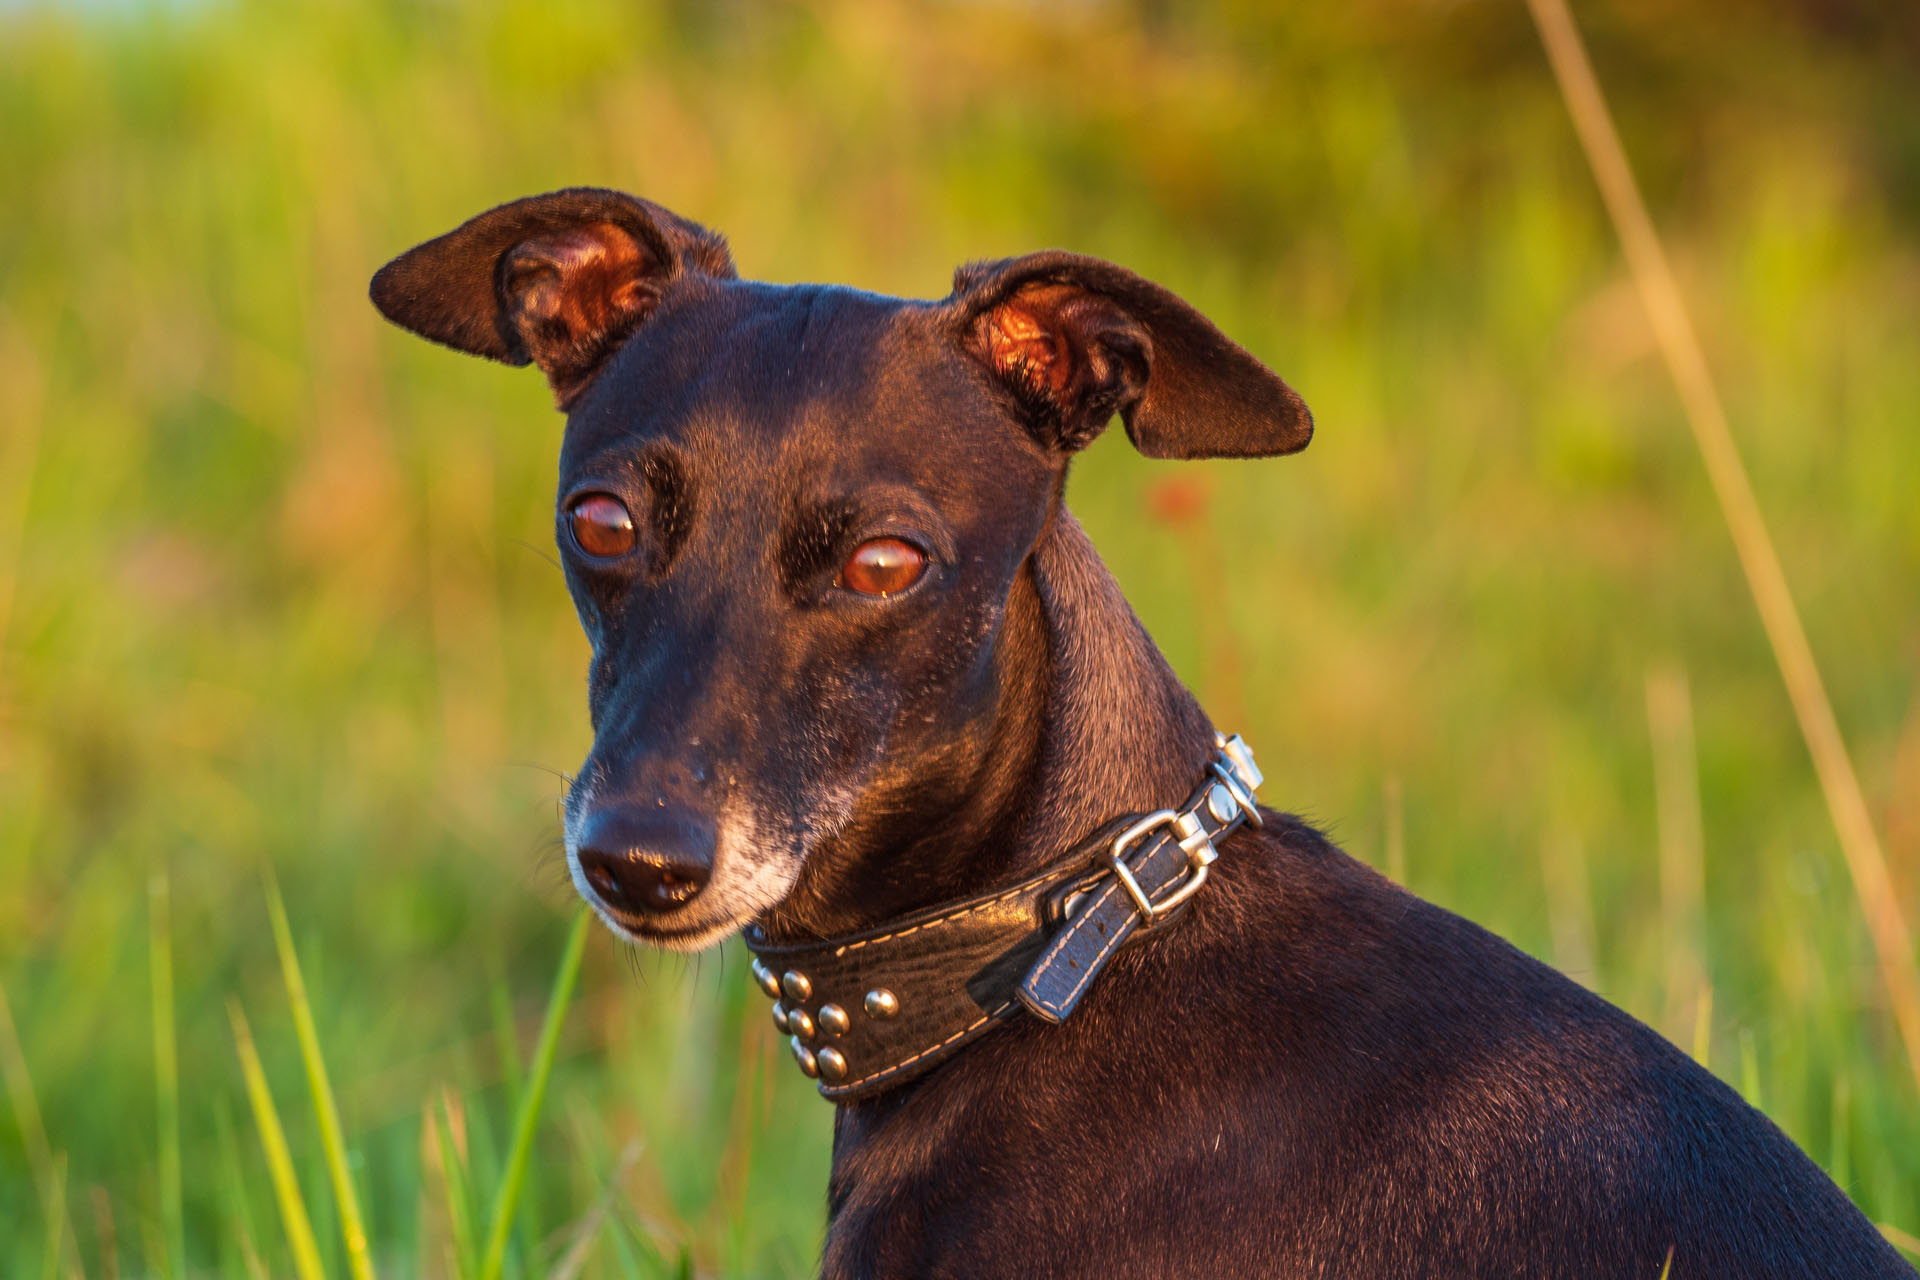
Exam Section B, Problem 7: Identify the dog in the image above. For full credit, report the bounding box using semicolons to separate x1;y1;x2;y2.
371;188;1912;1279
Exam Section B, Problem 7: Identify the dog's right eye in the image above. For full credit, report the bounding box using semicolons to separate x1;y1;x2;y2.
837;537;928;597
568;494;636;558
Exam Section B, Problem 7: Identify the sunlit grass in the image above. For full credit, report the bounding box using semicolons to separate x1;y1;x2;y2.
479;909;589;1280
233;892;598;1278
228;998;328;1280
264;867;377;1280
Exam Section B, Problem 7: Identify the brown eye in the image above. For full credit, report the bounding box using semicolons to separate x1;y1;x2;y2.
568;494;636;558
837;538;927;597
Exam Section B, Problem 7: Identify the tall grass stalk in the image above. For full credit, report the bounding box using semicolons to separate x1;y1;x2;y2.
226;1000;327;1280
1526;0;1920;1096
429;1092;478;1280
149;871;183;1280
1881;1222;1920;1260
1690;987;1713;1069
216;1102;269;1280
1739;1028;1763;1109
547;1140;642;1280
0;978;54;1204
478;909;590;1280
262;869;376;1280
38;1152;68;1280
1383;776;1406;886
0;977;77;1278
1647;666;1706;1041
1541;831;1598;987
1831;1075;1851;1191
487;953;524;1104
87;1188;117;1280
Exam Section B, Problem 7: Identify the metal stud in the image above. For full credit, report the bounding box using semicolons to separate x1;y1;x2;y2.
782;970;812;1002
770;1001;790;1034
815;1046;848;1083
864;988;899;1019
787;1008;816;1040
751;958;781;999
1206;783;1237;825
817;1003;850;1037
790;1037;818;1078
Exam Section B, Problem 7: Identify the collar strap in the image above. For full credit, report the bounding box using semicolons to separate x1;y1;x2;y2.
743;733;1264;1101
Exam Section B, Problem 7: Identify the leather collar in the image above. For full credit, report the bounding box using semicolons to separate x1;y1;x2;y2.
743;733;1265;1101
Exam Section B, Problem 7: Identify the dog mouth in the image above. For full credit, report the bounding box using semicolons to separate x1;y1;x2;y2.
636;918;730;944
563;854;759;953
563;806;809;954
589;908;747;953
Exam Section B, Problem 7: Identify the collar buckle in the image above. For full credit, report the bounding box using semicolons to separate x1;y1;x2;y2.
1104;808;1217;928
746;731;1267;1100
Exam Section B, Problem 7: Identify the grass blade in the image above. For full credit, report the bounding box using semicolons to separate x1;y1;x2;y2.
228;998;328;1280
602;1220;646;1280
479;909;590;1280
547;1138;643;1280
1829;1074;1850;1190
262;867;377;1280
1739;1028;1763;1110
0;975;54;1205
1647;666;1706;1043
217;1101;269;1280
150;870;184;1280
488;950;524;1103
432;1091;478;1280
2;976;81;1280
89;1186;119;1280
1690;987;1713;1070
39;1151;67;1280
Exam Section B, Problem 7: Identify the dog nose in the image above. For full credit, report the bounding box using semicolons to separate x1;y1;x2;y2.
575;805;715;915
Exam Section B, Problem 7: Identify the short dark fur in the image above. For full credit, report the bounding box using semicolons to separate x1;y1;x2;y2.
373;189;1911;1279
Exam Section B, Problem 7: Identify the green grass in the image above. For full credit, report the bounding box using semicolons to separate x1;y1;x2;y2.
1;0;1918;1274
151;870;184;1280
479;909;589;1280
228;997;329;1280
263;866;377;1280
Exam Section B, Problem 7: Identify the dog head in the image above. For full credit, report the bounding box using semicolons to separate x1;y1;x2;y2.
372;187;1310;949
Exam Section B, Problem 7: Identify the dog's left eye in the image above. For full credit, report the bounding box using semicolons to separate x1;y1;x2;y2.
837;538;927;597
568;493;636;558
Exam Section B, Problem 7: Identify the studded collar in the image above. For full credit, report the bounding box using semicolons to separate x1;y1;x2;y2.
742;733;1265;1101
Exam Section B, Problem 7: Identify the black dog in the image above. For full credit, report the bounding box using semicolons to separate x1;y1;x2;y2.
372;189;1911;1279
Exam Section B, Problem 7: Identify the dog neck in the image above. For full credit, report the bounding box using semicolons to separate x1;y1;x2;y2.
1013;509;1220;853
760;507;1218;940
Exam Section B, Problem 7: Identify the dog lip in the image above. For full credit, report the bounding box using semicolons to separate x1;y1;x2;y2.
589;902;748;950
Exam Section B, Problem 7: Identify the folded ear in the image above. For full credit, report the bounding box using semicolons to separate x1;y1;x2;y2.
950;251;1311;459
370;188;735;408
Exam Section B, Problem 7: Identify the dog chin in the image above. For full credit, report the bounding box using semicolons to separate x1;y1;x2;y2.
584;902;747;953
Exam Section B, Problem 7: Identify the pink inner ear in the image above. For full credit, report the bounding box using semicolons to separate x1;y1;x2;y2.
503;222;661;404
507;222;651;334
982;294;1075;398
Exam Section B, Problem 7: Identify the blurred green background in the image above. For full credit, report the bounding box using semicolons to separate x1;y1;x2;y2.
2;0;1918;1274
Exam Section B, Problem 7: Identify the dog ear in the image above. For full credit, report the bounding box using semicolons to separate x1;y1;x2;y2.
370;188;736;408
951;251;1311;459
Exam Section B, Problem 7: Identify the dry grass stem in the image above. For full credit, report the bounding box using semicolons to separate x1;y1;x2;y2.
1526;0;1920;1096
